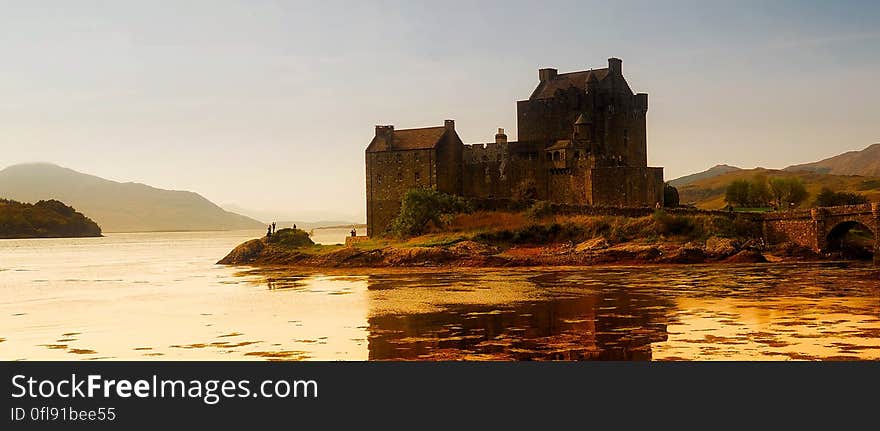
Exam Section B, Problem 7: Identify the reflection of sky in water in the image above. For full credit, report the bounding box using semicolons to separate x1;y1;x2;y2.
1;232;878;361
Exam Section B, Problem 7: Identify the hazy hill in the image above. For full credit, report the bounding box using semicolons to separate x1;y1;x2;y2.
0;198;102;238
668;164;742;187
221;203;364;227
785;144;880;177
0;163;263;232
677;168;880;209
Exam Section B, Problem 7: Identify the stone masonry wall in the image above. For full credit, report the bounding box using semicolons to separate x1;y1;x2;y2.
366;148;435;236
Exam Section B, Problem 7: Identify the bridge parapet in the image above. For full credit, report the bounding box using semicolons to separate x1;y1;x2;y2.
761;203;878;265
761;210;812;221
821;203;872;217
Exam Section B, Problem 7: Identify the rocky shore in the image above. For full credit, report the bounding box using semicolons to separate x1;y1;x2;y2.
218;235;824;268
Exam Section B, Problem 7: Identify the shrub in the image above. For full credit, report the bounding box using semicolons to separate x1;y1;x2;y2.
526;200;554;221
814;188;868;207
390;188;472;237
663;183;680;207
268;228;314;248
653;210;696;236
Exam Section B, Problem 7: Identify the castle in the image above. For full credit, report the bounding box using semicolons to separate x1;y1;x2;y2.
365;58;665;236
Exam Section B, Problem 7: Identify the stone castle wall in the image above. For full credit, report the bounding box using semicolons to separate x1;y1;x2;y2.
365;148;436;236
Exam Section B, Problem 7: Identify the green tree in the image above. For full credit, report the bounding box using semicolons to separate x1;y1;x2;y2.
663;183;680;207
747;174;771;207
390;188;472;237
814;188;869;207
725;180;751;207
769;177;808;210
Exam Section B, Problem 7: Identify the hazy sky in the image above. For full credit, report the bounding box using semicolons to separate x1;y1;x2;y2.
1;0;878;221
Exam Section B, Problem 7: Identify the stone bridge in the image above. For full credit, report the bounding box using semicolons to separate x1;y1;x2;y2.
762;203;879;264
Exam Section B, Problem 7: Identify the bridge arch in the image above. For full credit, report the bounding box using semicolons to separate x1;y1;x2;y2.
824;219;876;258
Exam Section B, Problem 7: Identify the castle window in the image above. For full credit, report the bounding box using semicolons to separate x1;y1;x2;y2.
396;153;402;163
397;172;403;182
376;174;382;184
553;151;561;161
415;171;421;182
574;151;580;160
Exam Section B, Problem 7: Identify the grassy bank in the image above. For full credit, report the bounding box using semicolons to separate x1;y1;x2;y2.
219;209;786;268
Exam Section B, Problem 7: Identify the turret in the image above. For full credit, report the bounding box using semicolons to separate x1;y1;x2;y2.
574;114;590;140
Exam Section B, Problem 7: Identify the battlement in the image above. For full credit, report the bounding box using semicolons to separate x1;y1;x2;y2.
463;141;510;164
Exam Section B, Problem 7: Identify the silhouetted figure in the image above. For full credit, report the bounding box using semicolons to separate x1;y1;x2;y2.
293;224;297;230
350;228;357;237
272;221;276;234
267;225;272;238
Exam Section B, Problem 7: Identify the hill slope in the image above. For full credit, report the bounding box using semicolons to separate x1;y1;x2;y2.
0;163;263;232
785;144;880;177
0;198;101;238
678;168;880;209
669;164;742;188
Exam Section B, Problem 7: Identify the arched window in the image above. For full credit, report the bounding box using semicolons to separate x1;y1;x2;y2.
376;174;382;184
553;151;561;161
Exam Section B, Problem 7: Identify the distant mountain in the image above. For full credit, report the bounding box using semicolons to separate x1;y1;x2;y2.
220;203;364;227
677;167;880;209
0;163;263;232
0;198;101;238
785;144;880;177
668;164;742;188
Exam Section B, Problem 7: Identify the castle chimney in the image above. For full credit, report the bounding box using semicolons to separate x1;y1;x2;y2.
538;68;557;82
608;57;622;75
375;125;394;146
444;119;455;130
495;128;507;145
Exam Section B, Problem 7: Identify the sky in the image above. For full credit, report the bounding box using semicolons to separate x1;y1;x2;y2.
1;0;878;222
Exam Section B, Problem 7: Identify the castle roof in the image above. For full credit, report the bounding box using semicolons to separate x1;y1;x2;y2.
366;126;448;152
546;140;572;151
530;69;609;99
390;126;447;150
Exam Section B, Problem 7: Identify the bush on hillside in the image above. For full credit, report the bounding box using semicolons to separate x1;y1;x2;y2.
267;228;314;248
390;188;472;237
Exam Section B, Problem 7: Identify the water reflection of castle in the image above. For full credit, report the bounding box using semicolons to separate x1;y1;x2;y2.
363;273;671;361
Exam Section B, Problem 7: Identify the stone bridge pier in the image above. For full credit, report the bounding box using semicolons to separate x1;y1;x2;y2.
761;203;879;265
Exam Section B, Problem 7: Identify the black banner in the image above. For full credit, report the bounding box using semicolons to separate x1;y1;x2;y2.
3;361;877;428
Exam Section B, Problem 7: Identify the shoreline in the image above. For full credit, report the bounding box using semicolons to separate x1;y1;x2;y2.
227;259;877;277
217;234;864;270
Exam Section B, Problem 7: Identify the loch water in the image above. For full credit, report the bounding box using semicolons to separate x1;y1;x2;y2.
1;230;877;360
